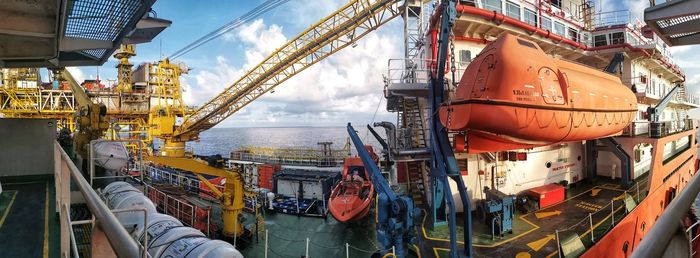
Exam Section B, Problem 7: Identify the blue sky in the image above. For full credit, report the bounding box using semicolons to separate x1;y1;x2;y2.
67;0;700;127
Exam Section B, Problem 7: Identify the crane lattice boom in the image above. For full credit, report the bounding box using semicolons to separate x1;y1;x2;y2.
173;0;401;141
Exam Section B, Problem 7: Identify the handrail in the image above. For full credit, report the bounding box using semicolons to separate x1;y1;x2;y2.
56;142;141;258
63;203;81;258
630;169;700;258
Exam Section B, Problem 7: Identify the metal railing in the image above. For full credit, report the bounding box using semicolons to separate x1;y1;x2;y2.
230;151;346;167
146;165;225;193
622;121;650;136
554;180;647;257
144;166;216;236
650;119;693;138
592;10;631;27
631;169;700;258
623;119;693;138
55;142;141;258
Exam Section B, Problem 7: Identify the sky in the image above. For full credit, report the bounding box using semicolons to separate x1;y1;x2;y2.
66;0;700;127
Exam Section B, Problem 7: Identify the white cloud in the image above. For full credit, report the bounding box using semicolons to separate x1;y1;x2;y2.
66;67;86;84
185;14;402;127
621;0;647;21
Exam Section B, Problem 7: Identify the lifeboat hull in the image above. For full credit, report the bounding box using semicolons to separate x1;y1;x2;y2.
439;34;637;153
329;157;375;223
94;141;130;171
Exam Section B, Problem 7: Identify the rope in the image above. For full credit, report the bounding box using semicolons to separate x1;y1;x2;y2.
267;231;306;243
348;244;385;254
363;93;384;143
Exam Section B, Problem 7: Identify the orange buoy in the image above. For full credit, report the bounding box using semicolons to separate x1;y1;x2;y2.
439;34;637;153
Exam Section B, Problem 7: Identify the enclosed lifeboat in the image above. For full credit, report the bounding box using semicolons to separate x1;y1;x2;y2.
328;157;375;223
439;34;637;153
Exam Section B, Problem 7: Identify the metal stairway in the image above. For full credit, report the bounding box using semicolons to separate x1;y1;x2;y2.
401;97;431;206
403;97;428;148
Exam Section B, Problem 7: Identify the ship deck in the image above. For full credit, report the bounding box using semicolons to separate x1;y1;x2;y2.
418;176;648;258
0;175;60;258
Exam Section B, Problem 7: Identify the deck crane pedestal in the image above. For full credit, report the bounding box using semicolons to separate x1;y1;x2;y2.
347;123;419;258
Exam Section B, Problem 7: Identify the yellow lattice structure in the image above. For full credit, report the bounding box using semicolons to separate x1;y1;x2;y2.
0;68;76;130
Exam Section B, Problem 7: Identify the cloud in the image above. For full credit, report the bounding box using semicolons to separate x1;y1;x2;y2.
66;67;86;83
185;12;402;127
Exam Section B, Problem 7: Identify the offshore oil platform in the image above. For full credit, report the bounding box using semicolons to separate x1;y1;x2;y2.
2;0;700;258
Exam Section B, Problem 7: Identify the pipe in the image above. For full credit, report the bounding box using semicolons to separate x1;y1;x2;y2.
434;4;685;80
631;167;700;258
57;143;141;258
373;121;397;151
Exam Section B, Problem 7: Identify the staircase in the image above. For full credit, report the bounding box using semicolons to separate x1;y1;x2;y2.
407;161;426;206
402;97;428;148
401;97;431;206
676;85;687;102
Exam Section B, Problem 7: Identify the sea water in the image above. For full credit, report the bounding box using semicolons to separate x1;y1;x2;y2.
183;126;388;156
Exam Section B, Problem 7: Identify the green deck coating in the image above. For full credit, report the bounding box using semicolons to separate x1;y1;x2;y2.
0;177;60;258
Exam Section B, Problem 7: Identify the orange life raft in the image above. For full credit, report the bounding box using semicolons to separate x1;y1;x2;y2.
439;34;637;153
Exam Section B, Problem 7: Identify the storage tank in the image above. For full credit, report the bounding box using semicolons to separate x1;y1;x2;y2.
131;213;183;244
102;182;243;258
94;141;130;171
439;33;637;153
102;183;156;229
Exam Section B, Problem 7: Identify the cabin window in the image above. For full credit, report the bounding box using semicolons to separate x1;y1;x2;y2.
554;21;565;36
611;32;625;44
506;1;521;20
581;33;590;45
459;50;472;63
569;28;579;42
550;0;562;8
594;34;607;47
484;0;502;13
542;17;552;31
524;8;537;26
662;135;691;164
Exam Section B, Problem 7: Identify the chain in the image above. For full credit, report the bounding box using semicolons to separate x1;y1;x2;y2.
446;32;456;127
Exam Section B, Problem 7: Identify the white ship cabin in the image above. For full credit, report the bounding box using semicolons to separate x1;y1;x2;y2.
389;0;700;208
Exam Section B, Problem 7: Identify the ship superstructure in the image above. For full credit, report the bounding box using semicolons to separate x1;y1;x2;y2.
382;0;700;257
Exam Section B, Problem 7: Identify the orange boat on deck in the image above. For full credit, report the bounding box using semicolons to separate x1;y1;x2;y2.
328;156;375;223
439;34;637;153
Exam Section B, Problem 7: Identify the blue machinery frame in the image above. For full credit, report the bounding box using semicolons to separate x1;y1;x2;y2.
347;124;419;258
428;0;473;257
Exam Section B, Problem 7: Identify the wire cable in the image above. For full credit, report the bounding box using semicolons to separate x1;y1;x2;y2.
169;0;292;59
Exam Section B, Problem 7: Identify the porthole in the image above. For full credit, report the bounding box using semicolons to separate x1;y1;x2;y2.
546;161;552;168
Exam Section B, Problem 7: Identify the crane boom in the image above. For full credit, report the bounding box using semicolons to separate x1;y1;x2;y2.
59;68;109;157
172;0;401;141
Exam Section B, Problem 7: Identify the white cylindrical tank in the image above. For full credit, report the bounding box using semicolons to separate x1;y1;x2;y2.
166;238;244;258
102;184;156;229
102;182;242;258
131;213;183;244
94;141;129;171
148;227;205;257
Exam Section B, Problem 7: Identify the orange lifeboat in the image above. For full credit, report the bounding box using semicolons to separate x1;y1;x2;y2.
439;34;637;153
328;157;375;223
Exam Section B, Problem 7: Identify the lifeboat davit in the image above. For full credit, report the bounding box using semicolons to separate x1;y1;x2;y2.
439;34;637;153
328;157;375;223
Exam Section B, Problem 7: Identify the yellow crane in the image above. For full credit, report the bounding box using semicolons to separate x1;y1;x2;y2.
146;0;402;238
58;68;110;158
